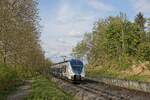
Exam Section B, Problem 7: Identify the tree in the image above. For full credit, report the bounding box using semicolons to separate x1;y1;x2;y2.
147;18;150;40
73;13;145;68
135;12;146;31
72;33;92;59
0;0;47;72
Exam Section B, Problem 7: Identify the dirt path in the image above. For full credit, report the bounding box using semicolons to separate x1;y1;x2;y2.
7;80;32;100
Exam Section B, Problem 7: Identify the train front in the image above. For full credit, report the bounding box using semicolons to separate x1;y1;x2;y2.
69;59;85;81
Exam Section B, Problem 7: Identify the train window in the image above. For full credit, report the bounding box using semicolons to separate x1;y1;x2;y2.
70;60;83;74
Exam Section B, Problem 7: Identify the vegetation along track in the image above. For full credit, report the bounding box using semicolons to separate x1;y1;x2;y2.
51;75;150;100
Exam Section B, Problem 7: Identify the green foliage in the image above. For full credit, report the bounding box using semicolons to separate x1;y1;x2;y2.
137;42;150;61
73;12;150;71
124;75;149;82
26;76;73;100
0;65;18;90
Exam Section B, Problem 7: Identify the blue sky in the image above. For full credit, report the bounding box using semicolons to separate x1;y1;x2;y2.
38;0;150;60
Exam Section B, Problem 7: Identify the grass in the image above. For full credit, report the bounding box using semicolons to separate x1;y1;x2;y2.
26;76;73;100
124;75;150;82
87;67;120;78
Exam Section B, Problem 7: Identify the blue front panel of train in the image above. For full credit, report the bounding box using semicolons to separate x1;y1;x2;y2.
70;59;83;75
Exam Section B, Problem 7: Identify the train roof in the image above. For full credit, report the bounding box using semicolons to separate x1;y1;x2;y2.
52;59;82;66
52;60;69;66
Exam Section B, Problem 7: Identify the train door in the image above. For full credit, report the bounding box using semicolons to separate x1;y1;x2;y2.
62;64;67;77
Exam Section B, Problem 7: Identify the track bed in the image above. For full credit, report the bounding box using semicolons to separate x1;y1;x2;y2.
51;76;150;100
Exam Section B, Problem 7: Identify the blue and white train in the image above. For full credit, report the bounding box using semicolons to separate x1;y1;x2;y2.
51;59;85;81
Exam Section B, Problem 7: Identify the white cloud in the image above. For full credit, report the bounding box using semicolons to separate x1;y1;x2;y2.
55;2;95;38
87;0;115;12
68;30;82;38
131;0;150;14
57;38;67;43
43;39;74;58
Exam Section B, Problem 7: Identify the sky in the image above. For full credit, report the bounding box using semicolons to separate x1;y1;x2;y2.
38;0;150;61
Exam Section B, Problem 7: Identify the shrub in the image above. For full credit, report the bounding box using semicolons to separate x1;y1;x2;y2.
0;64;21;91
137;42;150;61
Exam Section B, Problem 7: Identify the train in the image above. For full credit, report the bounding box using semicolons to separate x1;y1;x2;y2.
51;59;85;81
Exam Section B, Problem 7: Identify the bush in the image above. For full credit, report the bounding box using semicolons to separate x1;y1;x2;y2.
0;65;19;91
137;42;150;61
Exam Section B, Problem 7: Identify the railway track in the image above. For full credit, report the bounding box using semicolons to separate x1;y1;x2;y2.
77;84;125;100
81;78;150;100
76;79;128;100
49;75;150;100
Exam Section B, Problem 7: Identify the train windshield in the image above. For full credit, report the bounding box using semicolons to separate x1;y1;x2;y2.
70;59;83;74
